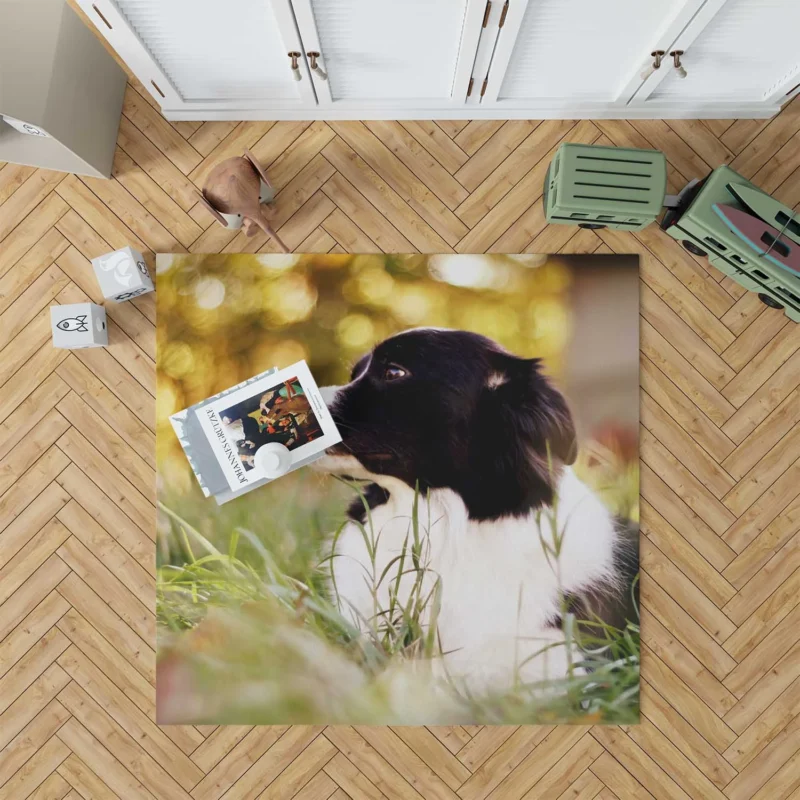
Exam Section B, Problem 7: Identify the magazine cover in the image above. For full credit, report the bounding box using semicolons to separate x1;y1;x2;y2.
156;253;640;726
194;361;340;491
168;367;279;499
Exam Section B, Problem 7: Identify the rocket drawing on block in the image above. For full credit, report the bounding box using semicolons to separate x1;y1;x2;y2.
56;315;89;333
50;303;108;349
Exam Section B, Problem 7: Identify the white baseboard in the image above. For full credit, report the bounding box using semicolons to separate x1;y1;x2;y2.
162;103;780;122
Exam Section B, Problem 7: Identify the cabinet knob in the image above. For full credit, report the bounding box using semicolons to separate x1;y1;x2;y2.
288;51;302;81
670;50;687;79
640;50;665;81
307;52;328;81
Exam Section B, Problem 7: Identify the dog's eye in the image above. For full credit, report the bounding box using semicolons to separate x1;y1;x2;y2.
383;364;408;381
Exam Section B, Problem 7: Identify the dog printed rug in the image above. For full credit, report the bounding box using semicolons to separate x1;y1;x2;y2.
156;253;639;725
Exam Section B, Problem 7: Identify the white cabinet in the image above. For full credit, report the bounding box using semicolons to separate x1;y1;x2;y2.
478;0;700;107
76;0;800;120
290;0;486;108
631;0;800;110
77;0;316;111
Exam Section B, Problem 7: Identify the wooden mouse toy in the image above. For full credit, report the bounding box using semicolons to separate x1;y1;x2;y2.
198;149;288;252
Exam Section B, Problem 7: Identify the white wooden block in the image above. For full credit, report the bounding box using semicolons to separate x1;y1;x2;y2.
91;246;154;302
51;303;108;349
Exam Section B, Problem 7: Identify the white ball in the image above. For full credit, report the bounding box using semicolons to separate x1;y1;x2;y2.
254;442;292;478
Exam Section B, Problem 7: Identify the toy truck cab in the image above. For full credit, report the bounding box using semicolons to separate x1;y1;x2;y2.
660;165;800;322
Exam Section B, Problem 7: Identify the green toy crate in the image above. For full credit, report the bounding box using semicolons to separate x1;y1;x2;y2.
660;165;800;323
544;143;667;231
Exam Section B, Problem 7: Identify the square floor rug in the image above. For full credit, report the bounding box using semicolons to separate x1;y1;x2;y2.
155;253;640;725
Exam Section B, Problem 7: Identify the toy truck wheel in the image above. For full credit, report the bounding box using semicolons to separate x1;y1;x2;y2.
682;240;708;257
758;293;784;310
578;223;607;229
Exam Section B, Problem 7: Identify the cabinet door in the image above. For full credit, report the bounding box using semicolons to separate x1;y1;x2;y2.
76;0;316;112
289;0;486;109
480;0;704;109
633;0;800;107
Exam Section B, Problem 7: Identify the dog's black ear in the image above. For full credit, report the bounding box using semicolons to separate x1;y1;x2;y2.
461;349;579;520
485;353;577;467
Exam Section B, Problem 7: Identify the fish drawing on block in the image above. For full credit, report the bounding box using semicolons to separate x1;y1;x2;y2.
712;204;800;276
57;315;89;332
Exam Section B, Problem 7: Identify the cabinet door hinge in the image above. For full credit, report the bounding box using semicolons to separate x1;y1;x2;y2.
482;0;492;27
499;1;509;27
467;77;474;97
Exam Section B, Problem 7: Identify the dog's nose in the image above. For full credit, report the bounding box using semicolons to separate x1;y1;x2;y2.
319;385;341;409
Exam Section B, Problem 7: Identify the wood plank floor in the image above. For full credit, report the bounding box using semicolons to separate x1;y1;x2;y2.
2;81;800;799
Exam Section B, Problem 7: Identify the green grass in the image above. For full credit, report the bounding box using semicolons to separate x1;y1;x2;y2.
156;456;639;725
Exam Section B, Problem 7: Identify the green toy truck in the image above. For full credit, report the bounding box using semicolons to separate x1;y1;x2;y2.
544;143;800;322
660;165;800;323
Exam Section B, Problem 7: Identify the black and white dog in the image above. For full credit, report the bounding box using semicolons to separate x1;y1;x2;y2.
316;328;623;691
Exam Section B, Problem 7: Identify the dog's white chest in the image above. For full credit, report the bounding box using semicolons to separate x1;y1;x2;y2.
331;469;616;689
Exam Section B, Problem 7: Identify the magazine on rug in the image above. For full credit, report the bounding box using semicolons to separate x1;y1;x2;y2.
171;360;341;498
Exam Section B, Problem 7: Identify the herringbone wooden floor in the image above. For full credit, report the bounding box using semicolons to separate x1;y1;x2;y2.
2;69;800;798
